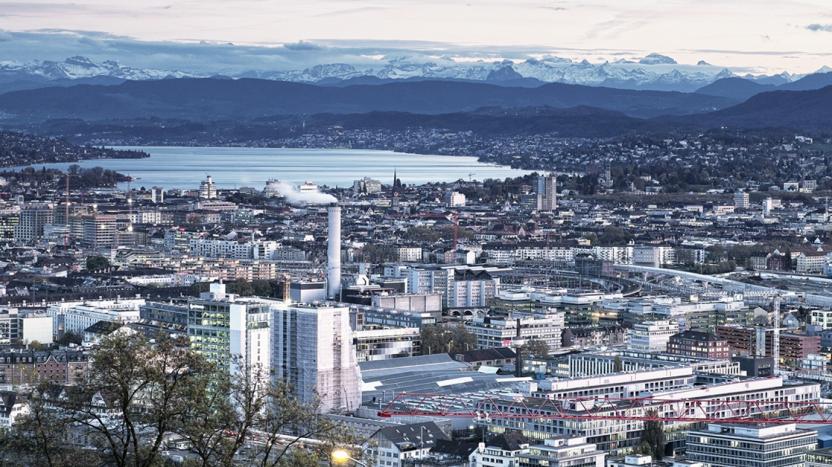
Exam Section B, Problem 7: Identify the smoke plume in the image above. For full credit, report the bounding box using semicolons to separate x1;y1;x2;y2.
273;181;337;206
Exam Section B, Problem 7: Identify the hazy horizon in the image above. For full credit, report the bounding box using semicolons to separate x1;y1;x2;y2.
1;0;832;74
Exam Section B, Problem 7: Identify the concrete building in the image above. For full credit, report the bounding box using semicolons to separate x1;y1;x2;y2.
733;190;750;209
686;423;817;467
536;174;557;211
353;327;421;362
397;247;423;263
353;177;383;194
522;436;606;467
48;299;145;336
188;284;272;389
446;191;467;207
469;432;529;467
199;175;217;199
13;202;53;243
626;320;679;352
370;293;443;315
272;304;361;413
80;213;118;249
466;313;565;353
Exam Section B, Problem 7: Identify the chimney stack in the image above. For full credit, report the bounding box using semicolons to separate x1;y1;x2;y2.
327;204;342;300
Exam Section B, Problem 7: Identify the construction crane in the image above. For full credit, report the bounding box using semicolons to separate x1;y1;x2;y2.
377;391;832;424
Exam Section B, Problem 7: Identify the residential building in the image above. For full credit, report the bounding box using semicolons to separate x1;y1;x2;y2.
48;299;145;336
13;202;53;243
363;421;450;467
469;432;529;467
446;191;467;207
733;190;750;209
667;331;730;359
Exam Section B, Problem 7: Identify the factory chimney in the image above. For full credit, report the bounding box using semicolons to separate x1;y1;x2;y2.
327;204;342;300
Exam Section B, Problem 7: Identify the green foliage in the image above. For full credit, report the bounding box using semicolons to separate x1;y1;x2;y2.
639;409;666;460
420;325;477;355
85;255;110;272
4;333;351;467
522;338;550;358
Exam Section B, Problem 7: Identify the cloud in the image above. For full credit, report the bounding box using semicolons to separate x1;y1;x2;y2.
282;40;324;51
806;24;832;32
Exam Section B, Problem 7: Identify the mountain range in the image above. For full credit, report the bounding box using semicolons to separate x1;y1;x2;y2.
0;78;736;120
0;54;819;95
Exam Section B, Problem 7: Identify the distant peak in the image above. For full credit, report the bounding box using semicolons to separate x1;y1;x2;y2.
815;65;832;74
639;53;677;65
697;60;712;66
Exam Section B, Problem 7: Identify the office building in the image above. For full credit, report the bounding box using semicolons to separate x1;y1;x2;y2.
353;327;420;362
199;175;217;199
626;320;679;352
686;423;816;467
81;213;118;249
522;436;605;467
188;283;272;388
536;174;557;211
48;299;145;336
466;313;565;352
272;304;361;413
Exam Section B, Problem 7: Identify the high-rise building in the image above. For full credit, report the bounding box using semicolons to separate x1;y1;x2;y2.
272;304;361;413
13;202;53;243
199;175;217;199
536;174;557;211
81;213;118;249
188;283;272;388
734;190;750;209
686;423;816;467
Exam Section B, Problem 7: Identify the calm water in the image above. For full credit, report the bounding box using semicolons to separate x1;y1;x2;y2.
8;146;531;190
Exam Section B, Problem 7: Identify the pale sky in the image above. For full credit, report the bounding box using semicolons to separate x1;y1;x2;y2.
1;0;831;73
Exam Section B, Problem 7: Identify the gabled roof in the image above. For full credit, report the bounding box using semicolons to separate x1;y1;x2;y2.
373;421;450;451
454;347;516;363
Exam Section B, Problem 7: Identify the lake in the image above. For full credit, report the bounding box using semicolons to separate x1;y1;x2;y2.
8;146;532;190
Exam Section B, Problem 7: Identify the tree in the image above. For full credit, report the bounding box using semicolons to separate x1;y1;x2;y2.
85;255;110;272
613;355;623;372
6;334;353;467
522;338;550;358
420;325;477;355
639;409;666;460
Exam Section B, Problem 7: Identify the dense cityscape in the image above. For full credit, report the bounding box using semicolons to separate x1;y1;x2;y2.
3;1;832;466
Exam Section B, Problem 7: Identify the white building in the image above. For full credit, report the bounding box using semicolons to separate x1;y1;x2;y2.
363;421;450;467
466;313;565;352
199;175;217;199
446;191;467;207
48;299;145;336
626;320;679;352
686;423;817;467
353;177;383;194
272;304;361;413
810;309;832;329
523;437;605;467
397;247;423;263
734;190;750;209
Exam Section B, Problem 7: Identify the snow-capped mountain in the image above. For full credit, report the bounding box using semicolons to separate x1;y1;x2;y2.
0;56;195;81
0;53;816;95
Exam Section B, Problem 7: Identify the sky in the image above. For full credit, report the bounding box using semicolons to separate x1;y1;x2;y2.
0;0;831;73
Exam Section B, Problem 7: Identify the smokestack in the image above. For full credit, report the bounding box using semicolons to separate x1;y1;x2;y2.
327;204;342;300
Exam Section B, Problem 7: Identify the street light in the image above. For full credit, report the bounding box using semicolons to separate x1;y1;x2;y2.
331;448;366;466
